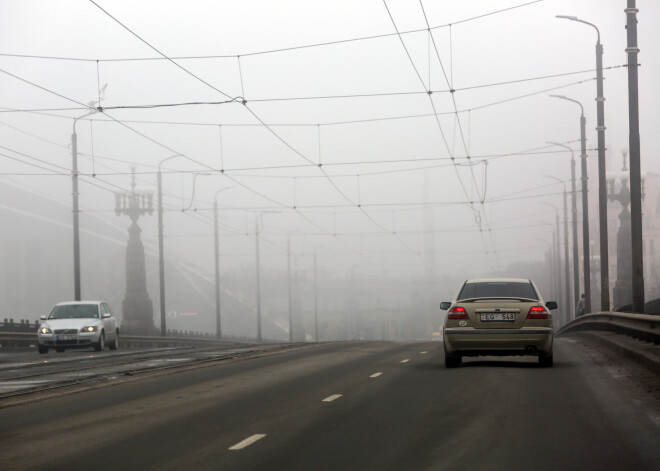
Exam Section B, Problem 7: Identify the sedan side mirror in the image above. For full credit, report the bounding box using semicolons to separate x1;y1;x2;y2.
546;301;558;310
440;302;452;310
102;313;112;319
40;315;46;321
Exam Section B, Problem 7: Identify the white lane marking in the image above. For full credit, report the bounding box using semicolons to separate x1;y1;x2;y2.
421;351;428;354
400;359;410;363
322;394;343;402
229;434;266;450
370;372;383;378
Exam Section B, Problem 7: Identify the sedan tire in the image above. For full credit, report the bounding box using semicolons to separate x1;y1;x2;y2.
108;331;119;350
444;344;462;368
94;332;105;352
539;350;553;367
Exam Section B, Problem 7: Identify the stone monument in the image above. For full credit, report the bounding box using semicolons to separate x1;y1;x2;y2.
115;167;156;334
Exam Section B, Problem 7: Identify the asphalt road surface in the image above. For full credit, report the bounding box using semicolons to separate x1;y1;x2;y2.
1;337;659;471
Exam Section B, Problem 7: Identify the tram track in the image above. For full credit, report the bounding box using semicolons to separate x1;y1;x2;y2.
0;343;311;403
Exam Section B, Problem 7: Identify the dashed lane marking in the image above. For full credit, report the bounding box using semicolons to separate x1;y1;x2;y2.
400;359;410;363
322;394;343;402
421;351;428;354
229;434;267;450
370;372;383;378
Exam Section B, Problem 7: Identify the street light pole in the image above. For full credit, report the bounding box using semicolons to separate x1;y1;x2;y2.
157;154;183;337
71;127;81;301
556;15;610;311
254;211;280;343
549;95;591;314
546;143;579;318
314;251;319;342
542;204;562;314
71;110;99;301
287;236;293;342
625;1;644;313
213;186;232;339
255;219;262;343
544;177;571;323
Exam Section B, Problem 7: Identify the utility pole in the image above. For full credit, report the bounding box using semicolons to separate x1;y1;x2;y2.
548;97;592;313
255;220;262;343
214;196;221;339
314;252;319;342
547;140;581;317
626;0;644;313
71;129;80;301
287;236;293;342
70;105;101;301
562;186;570;322
570;156;579;316
557;13;610;311
212;186;232;339
594;25;610;312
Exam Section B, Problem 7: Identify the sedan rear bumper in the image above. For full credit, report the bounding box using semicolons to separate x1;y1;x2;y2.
443;327;553;356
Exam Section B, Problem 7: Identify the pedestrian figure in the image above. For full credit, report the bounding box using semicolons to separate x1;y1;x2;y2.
576;293;585;317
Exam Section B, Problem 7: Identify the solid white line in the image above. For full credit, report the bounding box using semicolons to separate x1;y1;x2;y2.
400;359;410;363
370;372;383;378
322;394;343;402
229;434;266;450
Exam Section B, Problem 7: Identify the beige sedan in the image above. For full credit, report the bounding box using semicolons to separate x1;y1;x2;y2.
440;278;556;368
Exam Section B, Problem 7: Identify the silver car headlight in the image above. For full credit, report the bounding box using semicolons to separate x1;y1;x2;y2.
80;325;98;333
39;327;52;334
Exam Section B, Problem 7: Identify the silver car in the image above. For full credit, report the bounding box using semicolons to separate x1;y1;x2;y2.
37;301;119;354
440;278;556;368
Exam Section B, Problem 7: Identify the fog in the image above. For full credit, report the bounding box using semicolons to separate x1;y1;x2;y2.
1;1;659;340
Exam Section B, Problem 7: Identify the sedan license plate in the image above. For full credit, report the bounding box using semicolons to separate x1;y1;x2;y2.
480;312;515;322
56;334;76;340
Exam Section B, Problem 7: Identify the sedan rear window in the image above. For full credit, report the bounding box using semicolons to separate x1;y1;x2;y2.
458;281;538;300
49;304;99;319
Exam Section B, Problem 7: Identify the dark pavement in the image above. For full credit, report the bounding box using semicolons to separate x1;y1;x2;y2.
1;339;659;470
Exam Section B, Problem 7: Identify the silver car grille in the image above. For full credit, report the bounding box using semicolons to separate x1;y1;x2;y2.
54;329;78;334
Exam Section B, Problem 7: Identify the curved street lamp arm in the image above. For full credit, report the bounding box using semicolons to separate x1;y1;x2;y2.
549;94;584;117
543;174;567;191
556;15;600;43
546;140;575;161
182;172;212;212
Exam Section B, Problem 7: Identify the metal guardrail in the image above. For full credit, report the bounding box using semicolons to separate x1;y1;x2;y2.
0;332;254;348
557;311;660;344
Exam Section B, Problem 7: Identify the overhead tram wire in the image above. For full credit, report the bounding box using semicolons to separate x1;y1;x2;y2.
88;0;233;102
0;67;302;243
0;69;610;116
7;0;552;266
88;0;419;257
383;0;491;262
3;1;544;63
382;1;473;202
419;1;499;266
0;109;580;180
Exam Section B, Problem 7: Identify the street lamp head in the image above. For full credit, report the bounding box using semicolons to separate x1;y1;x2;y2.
555;14;600;42
182;172;213;212
543;174;566;188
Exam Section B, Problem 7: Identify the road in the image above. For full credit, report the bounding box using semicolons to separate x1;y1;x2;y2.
1;338;659;470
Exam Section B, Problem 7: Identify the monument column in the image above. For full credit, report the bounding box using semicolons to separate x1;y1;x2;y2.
115;167;155;334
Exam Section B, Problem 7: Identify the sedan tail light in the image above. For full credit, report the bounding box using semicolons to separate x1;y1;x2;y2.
447;306;469;320
526;306;549;319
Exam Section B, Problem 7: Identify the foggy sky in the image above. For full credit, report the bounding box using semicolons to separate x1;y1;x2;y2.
1;0;659;311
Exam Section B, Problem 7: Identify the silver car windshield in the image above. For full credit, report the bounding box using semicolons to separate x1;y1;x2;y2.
49;304;99;319
458;282;538;301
